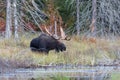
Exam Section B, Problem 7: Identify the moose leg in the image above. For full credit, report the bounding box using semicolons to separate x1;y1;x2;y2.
31;47;49;53
30;47;39;52
39;48;49;53
55;48;60;52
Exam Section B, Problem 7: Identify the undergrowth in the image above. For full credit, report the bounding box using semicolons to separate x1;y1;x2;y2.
0;33;120;68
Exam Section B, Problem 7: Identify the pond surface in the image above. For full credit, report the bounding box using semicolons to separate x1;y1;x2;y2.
0;66;120;80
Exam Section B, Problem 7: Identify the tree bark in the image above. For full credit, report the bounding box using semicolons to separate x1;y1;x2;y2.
90;0;97;33
76;0;80;35
5;0;12;38
13;0;19;40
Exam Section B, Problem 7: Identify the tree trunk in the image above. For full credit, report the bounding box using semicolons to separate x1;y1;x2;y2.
90;0;97;33
5;0;12;38
76;0;80;35
13;0;19;40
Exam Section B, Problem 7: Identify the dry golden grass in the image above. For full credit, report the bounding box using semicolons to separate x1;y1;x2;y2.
0;34;120;68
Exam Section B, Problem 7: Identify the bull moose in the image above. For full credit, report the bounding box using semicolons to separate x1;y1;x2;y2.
30;33;67;53
30;26;71;53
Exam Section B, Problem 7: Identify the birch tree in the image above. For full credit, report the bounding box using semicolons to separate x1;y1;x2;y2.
13;0;19;40
5;0;12;38
97;0;120;36
76;0;80;35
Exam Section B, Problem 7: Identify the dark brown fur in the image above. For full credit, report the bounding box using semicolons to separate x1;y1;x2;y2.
30;33;66;53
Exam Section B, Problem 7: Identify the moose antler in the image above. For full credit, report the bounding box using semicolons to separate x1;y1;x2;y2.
60;26;71;41
41;24;60;40
40;24;71;40
44;26;52;36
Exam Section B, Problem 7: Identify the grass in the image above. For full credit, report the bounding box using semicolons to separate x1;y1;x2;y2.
35;75;70;80
0;33;120;68
111;73;120;80
29;72;120;80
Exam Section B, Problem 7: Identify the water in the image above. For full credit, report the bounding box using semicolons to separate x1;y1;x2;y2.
0;66;120;80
